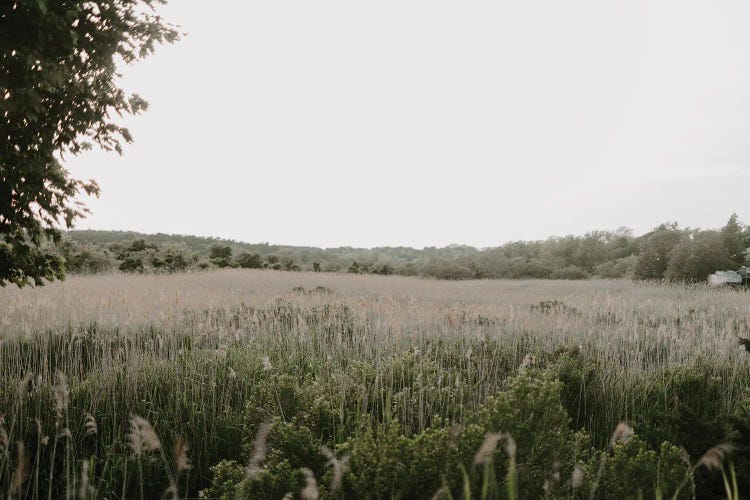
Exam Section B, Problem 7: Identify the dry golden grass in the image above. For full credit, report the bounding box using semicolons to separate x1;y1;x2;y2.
2;270;748;367
0;269;748;498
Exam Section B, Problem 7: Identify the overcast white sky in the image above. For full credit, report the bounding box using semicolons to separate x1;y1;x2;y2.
68;0;750;248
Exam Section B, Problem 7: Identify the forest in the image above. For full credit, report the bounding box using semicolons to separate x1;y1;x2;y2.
61;214;749;282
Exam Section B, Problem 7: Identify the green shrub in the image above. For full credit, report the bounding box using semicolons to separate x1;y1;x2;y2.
587;436;691;499
550;265;590;280
235;251;264;269
478;371;587;498
205;368;591;499
199;460;245;499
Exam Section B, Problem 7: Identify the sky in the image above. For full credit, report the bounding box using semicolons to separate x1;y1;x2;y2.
67;0;750;249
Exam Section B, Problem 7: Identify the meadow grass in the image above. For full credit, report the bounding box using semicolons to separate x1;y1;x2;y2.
0;270;748;498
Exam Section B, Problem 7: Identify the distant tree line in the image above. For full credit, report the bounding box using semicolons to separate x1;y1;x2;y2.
61;214;750;281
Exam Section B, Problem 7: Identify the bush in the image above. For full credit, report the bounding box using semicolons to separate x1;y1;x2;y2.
204;368;590;499
594;255;637;279
235;251;264;269
119;254;145;273
152;246;191;273
209;244;234;268
59;240;117;274
587;436;691;499
200;460;245;499
478;371;586;498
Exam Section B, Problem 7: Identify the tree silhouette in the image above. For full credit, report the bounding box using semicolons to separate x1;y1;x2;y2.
0;0;178;286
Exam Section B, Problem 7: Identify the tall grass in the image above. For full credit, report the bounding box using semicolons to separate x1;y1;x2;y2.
0;270;748;497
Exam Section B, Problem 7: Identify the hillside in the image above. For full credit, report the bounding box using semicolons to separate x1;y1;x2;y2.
64;216;750;281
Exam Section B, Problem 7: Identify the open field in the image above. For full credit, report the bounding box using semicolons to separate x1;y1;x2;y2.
1;270;749;498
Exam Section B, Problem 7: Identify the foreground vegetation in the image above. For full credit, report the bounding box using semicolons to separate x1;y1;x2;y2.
0;271;748;498
63;213;749;282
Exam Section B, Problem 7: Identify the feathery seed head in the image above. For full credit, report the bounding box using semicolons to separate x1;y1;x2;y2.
246;421;271;479
608;422;634;449
321;445;350;492
127;415;161;456
174;436;191;474
261;356;273;371
162;485;179;500
571;465;585;488
53;372;69;424
474;433;502;464
17;372;32;399
79;459;91;500
84;412;97;436
678;446;691;467
697;443;734;472
502;433;517;459
300;467;319;500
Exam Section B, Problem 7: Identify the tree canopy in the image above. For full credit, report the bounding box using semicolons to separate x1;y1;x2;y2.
0;0;177;286
62;214;750;282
